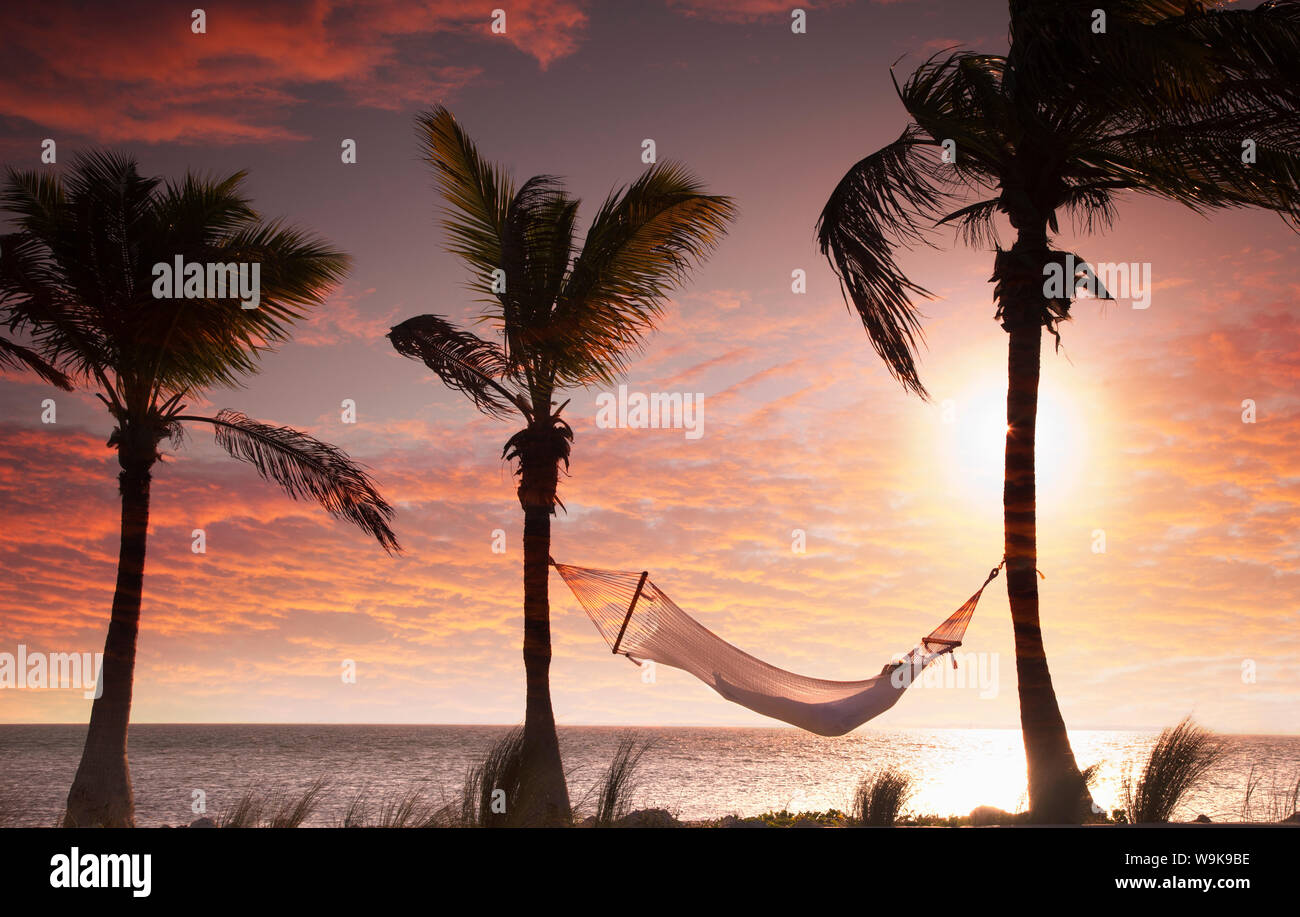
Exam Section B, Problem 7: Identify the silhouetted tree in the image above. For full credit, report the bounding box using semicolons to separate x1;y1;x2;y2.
0;151;399;826
390;107;734;823
817;0;1299;820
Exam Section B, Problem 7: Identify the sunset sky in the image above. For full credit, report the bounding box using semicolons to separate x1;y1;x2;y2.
1;0;1296;734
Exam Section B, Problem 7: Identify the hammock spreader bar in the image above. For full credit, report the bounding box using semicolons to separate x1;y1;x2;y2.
552;559;1004;736
612;571;649;656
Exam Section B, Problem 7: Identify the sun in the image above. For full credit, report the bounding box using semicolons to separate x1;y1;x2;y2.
933;374;1089;514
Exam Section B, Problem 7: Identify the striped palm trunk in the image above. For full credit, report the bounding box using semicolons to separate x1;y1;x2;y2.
515;426;572;825
999;228;1090;822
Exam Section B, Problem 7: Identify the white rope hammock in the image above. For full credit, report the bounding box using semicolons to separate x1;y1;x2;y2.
553;560;1002;737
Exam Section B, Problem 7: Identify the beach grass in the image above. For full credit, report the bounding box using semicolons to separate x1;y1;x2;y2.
467;726;530;827
851;766;915;826
1123;718;1225;824
338;785;441;828
217;776;328;828
570;732;655;827
1239;765;1300;823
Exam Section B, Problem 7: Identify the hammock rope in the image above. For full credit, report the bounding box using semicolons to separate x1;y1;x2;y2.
552;559;1004;737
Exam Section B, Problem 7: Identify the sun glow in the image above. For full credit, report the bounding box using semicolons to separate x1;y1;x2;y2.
934;375;1090;513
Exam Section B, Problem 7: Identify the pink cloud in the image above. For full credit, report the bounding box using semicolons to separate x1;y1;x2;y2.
296;286;403;348
0;0;588;144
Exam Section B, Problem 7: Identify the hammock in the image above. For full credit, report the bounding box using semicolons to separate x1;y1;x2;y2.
553;560;1003;737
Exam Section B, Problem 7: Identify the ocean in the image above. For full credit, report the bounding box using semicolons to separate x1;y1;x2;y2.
1;725;1296;826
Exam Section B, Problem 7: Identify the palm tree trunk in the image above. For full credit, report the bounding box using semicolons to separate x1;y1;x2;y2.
64;454;153;827
1000;234;1090;823
517;456;571;825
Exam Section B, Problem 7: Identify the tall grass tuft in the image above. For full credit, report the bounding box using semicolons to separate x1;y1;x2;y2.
340;787;370;828
852;766;914;826
1123;718;1225;824
336;785;446;828
217;789;264;828
218;776;328;828
376;787;439;828
475;727;530;827
590;733;653;827
265;776;328;828
430;728;536;827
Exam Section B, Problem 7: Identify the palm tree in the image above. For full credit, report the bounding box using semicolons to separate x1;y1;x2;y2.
0;151;400;827
389;107;734;824
816;0;1299;821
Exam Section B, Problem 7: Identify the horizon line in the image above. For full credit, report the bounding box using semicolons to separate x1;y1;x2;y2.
3;722;1296;737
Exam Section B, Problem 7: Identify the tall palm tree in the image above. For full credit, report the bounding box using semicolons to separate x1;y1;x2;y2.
0;151;400;827
389;107;734;824
816;0;1300;821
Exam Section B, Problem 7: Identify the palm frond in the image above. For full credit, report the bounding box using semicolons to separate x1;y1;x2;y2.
935;197;1003;248
0;230;114;385
410;110;732;403
0;167;66;240
0;153;351;410
554;161;736;386
816;0;1300;395
898;53;1011;180
387;314;527;419
0;335;74;390
1057;185;1120;236
496;175;579;374
1082;119;1300;225
816;126;955;398
153;170;258;244
1018;1;1300;226
1007;0;1208;108
181;411;400;553
205;218;351;329
134;208;350;396
416;106;515;297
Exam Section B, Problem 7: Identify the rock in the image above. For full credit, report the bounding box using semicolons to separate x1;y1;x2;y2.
716;814;765;829
614;808;680;828
717;814;767;828
189;816;217;829
969;805;1016;826
1282;812;1300;824
1194;814;1212;823
575;815;598;828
